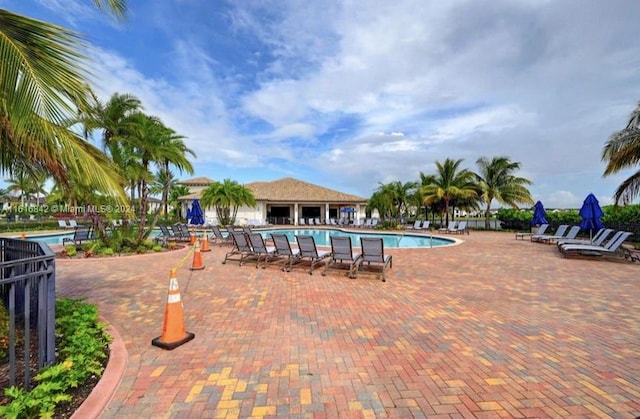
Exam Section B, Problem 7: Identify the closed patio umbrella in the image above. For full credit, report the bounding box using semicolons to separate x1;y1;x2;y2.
531;201;548;226
189;199;205;225
578;193;604;243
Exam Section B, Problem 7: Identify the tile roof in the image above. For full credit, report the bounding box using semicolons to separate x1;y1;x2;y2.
177;176;215;186
246;177;366;202
178;177;367;203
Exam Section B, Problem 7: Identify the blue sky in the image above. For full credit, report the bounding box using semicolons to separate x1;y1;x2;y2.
4;0;640;208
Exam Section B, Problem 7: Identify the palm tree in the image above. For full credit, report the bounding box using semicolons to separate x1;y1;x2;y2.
201;179;256;226
168;185;190;219
474;156;534;229
602;101;640;204
420;158;478;225
0;5;128;200
371;181;417;221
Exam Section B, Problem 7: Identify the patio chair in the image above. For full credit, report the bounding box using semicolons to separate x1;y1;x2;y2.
515;224;548;240
68;219;78;228
271;233;302;272
556;228;613;249
322;236;362;278
407;220;422;230
448;220;468;234
315;218;321;225
560;231;633;259
223;231;255;266
532;224;568;243
247;233;278;269
209;225;231;246
57;219;70;229
421;220;431;231
62;226;93;247
299;218;306;226
170;224;191;241
439;221;456;233
359;237;392;282
539;225;579;244
295;235;331;275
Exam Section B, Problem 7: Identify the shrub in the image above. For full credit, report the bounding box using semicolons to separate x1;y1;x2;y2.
152;245;163;252
64;245;77;258
0;298;110;418
100;248;114;256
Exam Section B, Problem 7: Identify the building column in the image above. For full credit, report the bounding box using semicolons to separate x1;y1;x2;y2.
294;203;299;225
325;203;330;224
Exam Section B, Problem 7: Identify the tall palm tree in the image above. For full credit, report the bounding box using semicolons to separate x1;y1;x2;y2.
602;101;640;204
420;158;478;225
474;156;534;229
0;5;128;200
201;179;256;226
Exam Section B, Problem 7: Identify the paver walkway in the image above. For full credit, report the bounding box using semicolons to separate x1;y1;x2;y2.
55;231;640;418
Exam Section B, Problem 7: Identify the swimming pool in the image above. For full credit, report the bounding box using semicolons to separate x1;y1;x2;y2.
257;228;456;248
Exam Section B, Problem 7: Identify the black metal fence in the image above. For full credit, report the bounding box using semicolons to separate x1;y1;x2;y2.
1;238;56;390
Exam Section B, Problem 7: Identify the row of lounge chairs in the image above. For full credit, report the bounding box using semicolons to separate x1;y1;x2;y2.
521;223;636;261
221;231;392;281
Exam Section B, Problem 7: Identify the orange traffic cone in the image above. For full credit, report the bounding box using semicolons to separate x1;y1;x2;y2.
189;228;196;245
151;269;195;350
200;235;211;252
190;241;205;271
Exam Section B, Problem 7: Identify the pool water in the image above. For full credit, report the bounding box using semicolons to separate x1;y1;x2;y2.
22;227;455;248
258;228;454;248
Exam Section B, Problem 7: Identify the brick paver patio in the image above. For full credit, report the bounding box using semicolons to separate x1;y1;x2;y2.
55;230;640;418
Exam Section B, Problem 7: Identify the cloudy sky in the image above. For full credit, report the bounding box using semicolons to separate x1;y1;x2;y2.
6;0;640;208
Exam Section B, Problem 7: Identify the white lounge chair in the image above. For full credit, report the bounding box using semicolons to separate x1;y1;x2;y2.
516;224;548;240
540;225;580;244
557;228;613;248
560;231;633;259
532;225;567;242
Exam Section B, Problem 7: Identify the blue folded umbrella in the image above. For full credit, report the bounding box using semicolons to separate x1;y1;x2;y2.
531;201;548;226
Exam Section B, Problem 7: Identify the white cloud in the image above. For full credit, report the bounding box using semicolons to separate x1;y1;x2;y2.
23;0;640;207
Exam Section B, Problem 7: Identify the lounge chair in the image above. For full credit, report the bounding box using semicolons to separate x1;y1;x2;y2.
556;228;613;249
271;234;302;272
209;225;231;246
361;219;372;228
359;237;392;282
448;220;468;234
540;225;580;244
170;224;190;241
223;231;255;266
62;226;93;247
295;235;331;275
560;231;633;259
439;221;456;233
532;224;567;242
247;233;278;269
315;218;321;225
516;224;548;240
322;236;362;278
57;219;70;229
68;219;78;228
299;218;306;226
421;220;431;231
407;220;422;230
